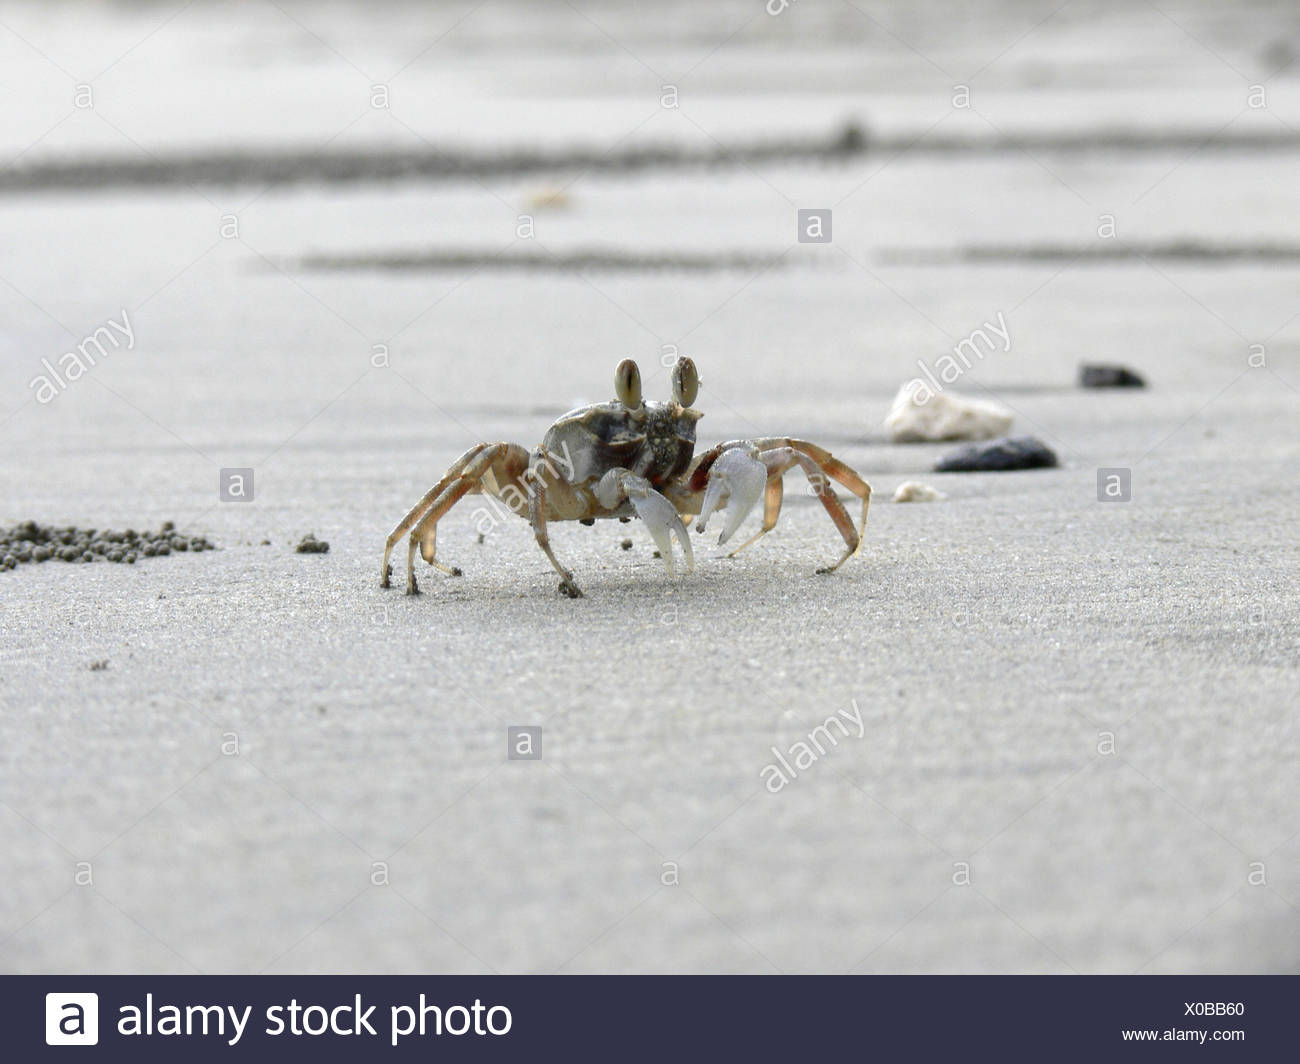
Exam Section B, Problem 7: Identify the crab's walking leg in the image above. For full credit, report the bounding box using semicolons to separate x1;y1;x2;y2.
381;444;487;588
405;515;463;594
400;443;529;595
527;467;583;599
403;445;504;594
753;438;871;573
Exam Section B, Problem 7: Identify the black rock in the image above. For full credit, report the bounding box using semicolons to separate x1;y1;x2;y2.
1079;362;1146;388
933;436;1059;472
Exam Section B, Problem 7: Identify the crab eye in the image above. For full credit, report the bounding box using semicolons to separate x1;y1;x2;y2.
671;357;699;407
615;359;643;407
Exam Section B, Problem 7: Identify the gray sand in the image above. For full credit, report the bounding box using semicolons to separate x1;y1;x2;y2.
1;0;1298;974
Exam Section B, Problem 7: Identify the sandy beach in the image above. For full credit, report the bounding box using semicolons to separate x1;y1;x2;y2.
2;0;1298;974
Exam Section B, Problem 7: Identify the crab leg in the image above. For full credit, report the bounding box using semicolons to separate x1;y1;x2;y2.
527;465;583;599
402;444;509;594
392;442;534;595
381;443;488;588
754;438;871;573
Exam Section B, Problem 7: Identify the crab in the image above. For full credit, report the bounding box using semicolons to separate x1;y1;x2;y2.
380;358;871;598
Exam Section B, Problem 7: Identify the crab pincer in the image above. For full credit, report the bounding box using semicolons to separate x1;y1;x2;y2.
596;470;693;576
694;447;768;546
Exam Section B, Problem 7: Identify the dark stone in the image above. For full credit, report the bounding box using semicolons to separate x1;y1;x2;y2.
1079;362;1146;388
933;435;1059;472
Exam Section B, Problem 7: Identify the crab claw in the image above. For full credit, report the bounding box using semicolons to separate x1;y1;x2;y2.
633;491;694;576
597;470;694;576
697;447;768;545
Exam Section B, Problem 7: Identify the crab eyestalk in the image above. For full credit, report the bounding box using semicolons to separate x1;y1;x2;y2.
671;357;699;407
615;359;643;408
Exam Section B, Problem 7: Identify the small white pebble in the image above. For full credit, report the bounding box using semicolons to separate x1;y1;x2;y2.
893;481;945;503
